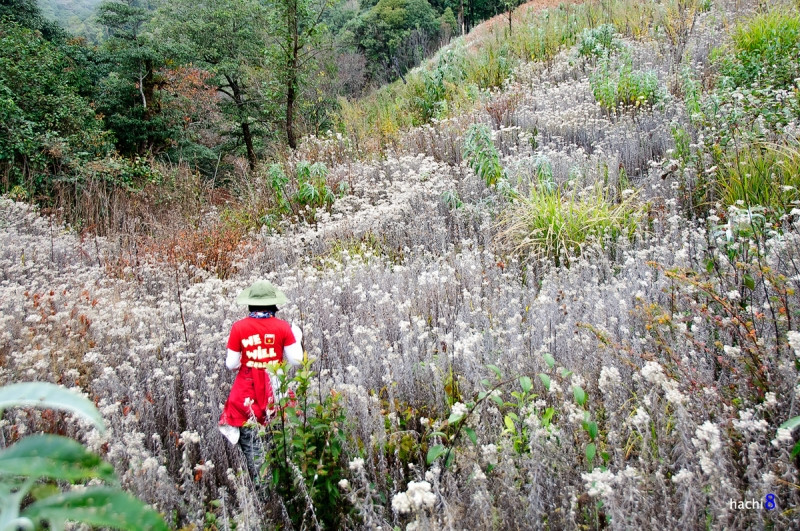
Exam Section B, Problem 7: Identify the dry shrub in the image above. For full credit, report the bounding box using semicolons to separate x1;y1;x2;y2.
485;91;523;128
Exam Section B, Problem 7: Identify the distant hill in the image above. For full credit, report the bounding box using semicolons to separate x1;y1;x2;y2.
38;0;103;41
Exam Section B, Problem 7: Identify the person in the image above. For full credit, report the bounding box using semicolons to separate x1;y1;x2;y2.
218;280;303;487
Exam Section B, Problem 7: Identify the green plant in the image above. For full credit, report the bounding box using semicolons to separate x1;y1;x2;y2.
293;161;334;211
577;24;620;59
722;9;800;91
500;183;642;266
715;143;800;218
463;124;507;188
0;382;167;531
266;359;348;529
591;55;661;111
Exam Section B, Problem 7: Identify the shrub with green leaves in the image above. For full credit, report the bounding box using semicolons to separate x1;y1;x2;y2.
462;124;506;188
577;24;620;59
591;55;661;111
265;359;348;529
721;9;800;91
0;382;167;531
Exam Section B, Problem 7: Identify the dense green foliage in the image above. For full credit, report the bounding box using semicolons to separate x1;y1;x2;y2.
721;9;800;91
1;0;524;209
0;19;110;195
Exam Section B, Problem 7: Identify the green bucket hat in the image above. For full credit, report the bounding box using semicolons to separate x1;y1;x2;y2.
235;280;288;306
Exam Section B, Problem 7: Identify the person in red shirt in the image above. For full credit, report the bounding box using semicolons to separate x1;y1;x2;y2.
218;280;303;487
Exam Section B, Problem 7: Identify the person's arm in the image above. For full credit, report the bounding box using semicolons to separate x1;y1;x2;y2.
225;349;241;370
225;322;241;370
283;324;303;366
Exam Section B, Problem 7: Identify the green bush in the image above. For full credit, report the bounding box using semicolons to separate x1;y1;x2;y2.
591;55;661;111
722;9;800;91
463;124;506;188
577;24;620;59
714;143;800;217
265;359;348;529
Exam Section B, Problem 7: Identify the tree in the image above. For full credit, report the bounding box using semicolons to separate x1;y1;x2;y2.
154;0;270;170
97;0;174;154
0;19;109;193
345;0;440;82
266;0;338;149
0;0;65;41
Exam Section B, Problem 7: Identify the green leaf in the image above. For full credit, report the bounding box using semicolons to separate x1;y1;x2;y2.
487;364;503;379
490;394;503;407
586;421;598;441
427;431;447;439
538;373;551;391
464;427;477;445
0;382;105;431
504;415;516;432
573;386;587;407
519;376;533;393
543;353;555;369
779;415;800;431
445;449;455;468
586;443;596;463
792;440;800;459
447;412;464;424
23;487;167;530
542;407;555;426
426;444;447;464
743;275;755;291
0;435;116;483
559;368;573;379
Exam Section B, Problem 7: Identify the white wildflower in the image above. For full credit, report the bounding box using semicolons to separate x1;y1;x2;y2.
450;402;468;419
671;469;693;484
631;408;651;429
392;481;437;514
772;428;794;448
787;330;800;358
641;362;666;386
348;457;365;473
581;469;615;498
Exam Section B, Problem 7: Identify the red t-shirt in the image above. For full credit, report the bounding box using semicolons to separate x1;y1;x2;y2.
219;317;296;427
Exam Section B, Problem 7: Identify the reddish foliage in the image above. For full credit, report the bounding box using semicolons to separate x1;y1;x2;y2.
159;66;217;131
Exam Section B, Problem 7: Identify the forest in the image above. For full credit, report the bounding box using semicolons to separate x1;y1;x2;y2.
2;0;515;199
2;0;800;529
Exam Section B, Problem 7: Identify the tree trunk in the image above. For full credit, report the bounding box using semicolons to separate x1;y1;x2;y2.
285;0;298;150
241;121;256;171
226;75;257;171
286;70;297;149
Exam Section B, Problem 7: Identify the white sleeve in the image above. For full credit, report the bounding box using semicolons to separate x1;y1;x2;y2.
225;349;241;370
283;324;303;366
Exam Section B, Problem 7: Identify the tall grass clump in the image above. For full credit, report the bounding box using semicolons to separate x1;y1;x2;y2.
714;142;800;217
721;8;800;90
500;183;642;265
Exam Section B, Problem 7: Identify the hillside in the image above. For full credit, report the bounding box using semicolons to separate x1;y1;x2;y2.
38;0;103;40
2;0;800;529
